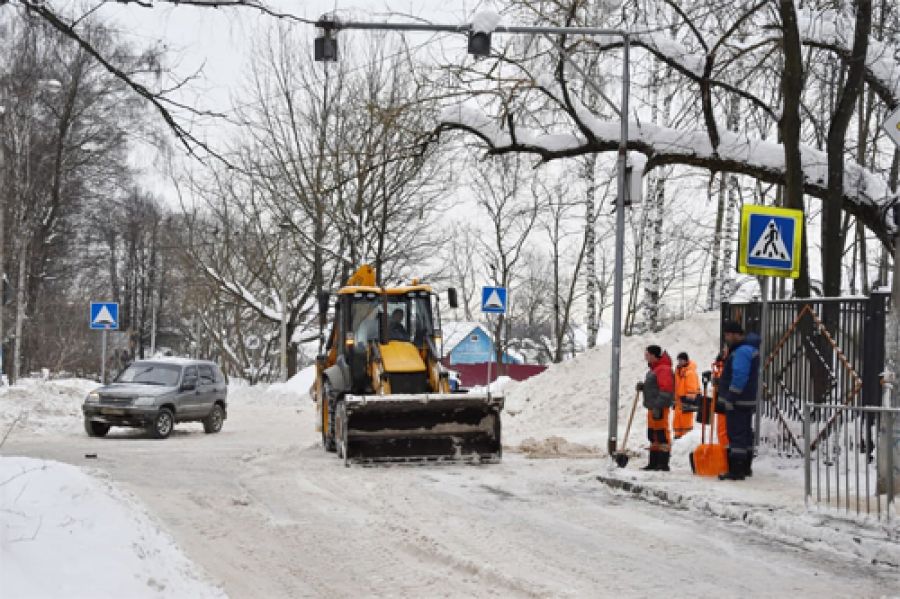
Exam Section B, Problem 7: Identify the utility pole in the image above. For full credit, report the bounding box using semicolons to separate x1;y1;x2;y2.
0;101;5;384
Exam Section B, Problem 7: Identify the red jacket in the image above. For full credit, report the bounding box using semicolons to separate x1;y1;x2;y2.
643;352;675;409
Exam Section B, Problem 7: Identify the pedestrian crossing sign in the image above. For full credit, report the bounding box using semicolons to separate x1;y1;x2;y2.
738;205;803;278
481;286;508;314
90;302;119;330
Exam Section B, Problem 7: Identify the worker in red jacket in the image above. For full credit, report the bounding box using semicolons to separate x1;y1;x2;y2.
636;345;675;471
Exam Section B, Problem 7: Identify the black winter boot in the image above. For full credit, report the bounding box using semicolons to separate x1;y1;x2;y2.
718;452;746;481
641;451;659;471
657;451;670;472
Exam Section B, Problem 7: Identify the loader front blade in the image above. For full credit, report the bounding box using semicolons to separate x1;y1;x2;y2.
340;393;503;463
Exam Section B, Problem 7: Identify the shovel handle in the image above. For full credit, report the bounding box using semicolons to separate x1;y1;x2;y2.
619;388;641;454
700;380;708;444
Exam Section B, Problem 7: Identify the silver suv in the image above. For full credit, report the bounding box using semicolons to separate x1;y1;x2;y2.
82;358;228;439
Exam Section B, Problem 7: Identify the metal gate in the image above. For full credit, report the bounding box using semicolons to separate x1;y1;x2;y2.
722;292;888;455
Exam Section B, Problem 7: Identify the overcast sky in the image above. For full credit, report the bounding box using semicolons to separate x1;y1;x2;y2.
82;0;487;202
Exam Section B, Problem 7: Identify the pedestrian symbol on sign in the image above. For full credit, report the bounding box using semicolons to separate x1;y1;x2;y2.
484;289;504;310
481;286;508;314
92;305;116;327
750;220;789;260
738;205;802;278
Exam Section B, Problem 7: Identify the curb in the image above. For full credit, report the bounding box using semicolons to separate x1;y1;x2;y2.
596;473;900;568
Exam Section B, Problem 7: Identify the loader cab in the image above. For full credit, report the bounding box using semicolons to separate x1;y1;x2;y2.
339;288;438;351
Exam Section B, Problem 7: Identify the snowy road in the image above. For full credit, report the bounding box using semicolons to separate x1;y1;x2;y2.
5;401;898;598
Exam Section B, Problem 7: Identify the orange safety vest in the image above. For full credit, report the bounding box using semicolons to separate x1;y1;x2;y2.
673;360;700;438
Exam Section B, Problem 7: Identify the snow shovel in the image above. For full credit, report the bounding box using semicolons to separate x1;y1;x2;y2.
614;388;641;468
689;374;728;476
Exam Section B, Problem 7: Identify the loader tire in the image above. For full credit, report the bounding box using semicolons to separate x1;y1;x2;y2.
335;400;347;460
322;381;337;453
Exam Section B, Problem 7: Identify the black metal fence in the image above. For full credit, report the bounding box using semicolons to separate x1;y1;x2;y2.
803;403;898;522
722;292;889;455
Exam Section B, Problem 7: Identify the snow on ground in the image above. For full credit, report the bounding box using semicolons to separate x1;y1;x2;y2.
0;456;225;599
2;360;898;595
0;378;97;437
227;366;315;406
0;375;306;599
503;310;721;454
497;310;900;560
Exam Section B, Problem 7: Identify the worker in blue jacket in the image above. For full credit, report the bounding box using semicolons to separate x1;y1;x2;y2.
717;320;760;481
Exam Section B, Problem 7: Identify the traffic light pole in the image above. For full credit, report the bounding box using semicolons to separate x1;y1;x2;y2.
315;17;632;461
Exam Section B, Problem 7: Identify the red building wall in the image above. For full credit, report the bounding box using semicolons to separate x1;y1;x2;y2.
442;361;548;388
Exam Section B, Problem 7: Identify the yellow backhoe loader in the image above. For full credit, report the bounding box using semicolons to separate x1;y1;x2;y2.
314;265;503;464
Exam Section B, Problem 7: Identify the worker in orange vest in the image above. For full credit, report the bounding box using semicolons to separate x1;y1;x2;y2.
673;352;700;439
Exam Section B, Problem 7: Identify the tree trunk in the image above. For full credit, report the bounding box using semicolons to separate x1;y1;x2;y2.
823;0;872;302
583;154;599;348
779;0;811;297
707;174;725;311
12;244;27;383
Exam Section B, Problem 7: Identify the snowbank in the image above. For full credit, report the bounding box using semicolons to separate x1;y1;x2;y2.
0;378;98;437
226;366;315;406
0;457;225;598
504;311;722;452
467;375;515;395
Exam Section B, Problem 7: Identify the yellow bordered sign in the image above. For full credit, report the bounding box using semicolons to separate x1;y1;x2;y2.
738;205;803;279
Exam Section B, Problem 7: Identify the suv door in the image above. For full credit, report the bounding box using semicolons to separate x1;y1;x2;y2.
179;366;201;417
197;365;217;415
212;365;228;403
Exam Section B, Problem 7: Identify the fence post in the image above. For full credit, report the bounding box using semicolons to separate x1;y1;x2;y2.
803;402;811;509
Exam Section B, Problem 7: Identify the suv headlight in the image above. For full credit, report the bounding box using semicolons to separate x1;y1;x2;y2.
133;396;156;407
85;391;100;404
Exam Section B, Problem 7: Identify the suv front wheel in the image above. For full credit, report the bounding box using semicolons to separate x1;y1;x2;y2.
202;404;225;434
148;408;175;439
84;419;110;437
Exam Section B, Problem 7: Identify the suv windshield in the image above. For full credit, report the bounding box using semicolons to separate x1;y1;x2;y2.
116;363;181;386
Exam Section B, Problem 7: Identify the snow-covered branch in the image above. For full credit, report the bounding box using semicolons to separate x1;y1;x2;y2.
438;105;896;246
798;8;899;110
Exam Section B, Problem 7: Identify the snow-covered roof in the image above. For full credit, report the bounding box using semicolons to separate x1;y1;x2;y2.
442;321;491;351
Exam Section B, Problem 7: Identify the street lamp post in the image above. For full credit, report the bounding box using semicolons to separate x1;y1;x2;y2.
314;17;632;458
0;102;6;384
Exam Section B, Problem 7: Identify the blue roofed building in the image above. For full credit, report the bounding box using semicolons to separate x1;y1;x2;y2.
441;321;522;366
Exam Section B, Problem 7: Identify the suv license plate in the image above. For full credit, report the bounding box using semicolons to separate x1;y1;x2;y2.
100;408;125;415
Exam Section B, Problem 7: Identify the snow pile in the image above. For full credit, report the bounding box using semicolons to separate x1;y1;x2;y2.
504;311;721;452
468;375;515;395
471;8;501;33
0;457;225;598
227;366;316;406
0;378;97;437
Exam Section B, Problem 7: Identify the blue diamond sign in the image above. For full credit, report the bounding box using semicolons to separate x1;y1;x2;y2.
481;286;507;314
90;302;119;330
738;205;803;279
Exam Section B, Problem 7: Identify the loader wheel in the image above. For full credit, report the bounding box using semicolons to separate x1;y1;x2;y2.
322;382;337;453
335;401;347;460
